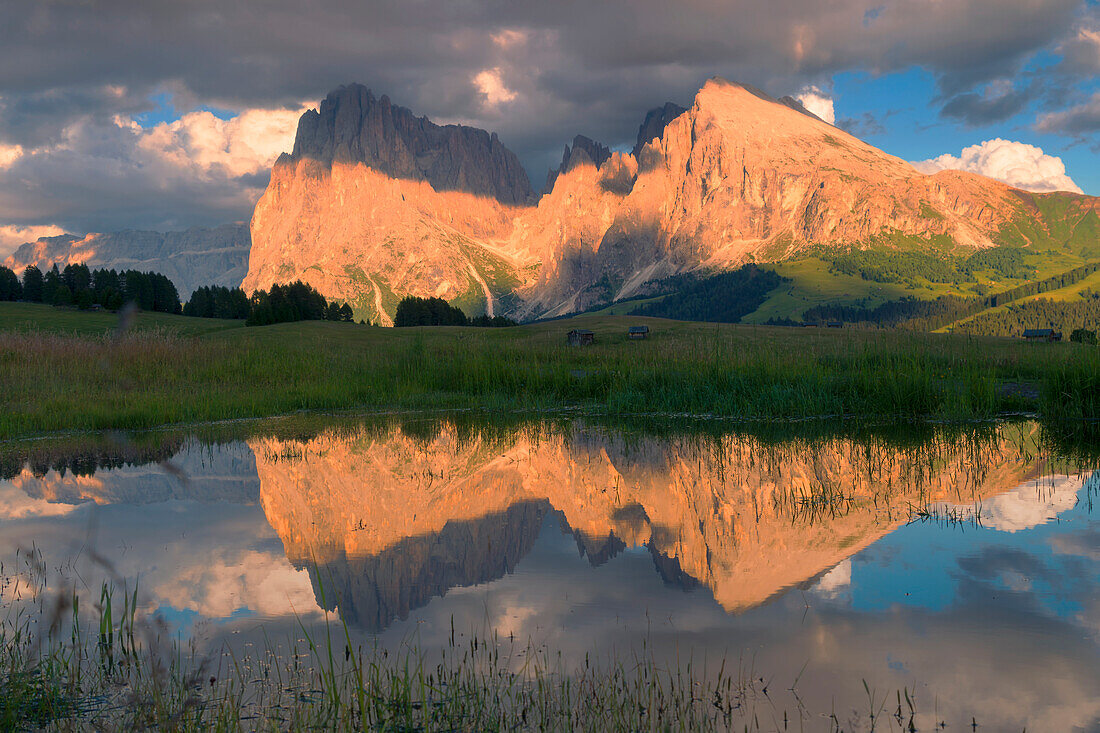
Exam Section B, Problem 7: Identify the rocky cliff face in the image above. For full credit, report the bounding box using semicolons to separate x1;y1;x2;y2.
292;84;534;206
246;78;1100;321
251;422;1040;631
510;79;1041;315
244;84;536;324
3;224;250;298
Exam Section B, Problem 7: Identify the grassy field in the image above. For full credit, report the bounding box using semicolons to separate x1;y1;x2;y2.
744;249;1096;323
2;301;1098;439
0;301;245;337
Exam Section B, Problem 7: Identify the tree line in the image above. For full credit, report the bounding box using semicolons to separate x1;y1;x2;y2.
185;282;356;326
394;296;517;327
0;263;181;313
794;262;1100;331
633;265;789;323
951;290;1100;338
819;245;1038;287
1;264;358;327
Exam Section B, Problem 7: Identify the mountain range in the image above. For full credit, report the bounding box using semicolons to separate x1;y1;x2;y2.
3;224;250;299
10;78;1100;322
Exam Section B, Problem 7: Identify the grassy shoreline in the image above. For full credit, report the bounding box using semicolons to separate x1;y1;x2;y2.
1;302;1097;440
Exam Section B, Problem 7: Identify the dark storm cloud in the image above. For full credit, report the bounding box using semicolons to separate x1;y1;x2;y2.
940;83;1037;126
837;111;888;138
0;0;1090;152
0;0;1095;238
1037;91;1100;135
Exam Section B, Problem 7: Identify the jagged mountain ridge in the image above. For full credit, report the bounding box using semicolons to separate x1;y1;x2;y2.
4;224;250;299
251;422;1039;631
245;77;1100;321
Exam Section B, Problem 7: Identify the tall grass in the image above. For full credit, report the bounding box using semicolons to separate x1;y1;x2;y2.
0;549;954;732
1;318;1097;439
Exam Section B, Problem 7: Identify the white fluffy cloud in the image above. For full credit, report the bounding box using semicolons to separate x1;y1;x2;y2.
795;85;835;125
0;104;306;239
473;68;518;109
137;106;308;179
912;138;1083;193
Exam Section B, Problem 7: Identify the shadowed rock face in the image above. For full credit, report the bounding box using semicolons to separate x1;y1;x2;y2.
544;135;613;194
632;102;687;158
3;224;250;298
252;422;1044;631
291;84;534;206
247;78;1100;322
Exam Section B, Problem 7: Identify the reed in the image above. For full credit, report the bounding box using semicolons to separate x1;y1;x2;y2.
0;551;955;731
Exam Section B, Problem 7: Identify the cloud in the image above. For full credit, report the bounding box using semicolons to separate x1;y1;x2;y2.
912;138;1083;194
0;0;1092;230
978;474;1086;532
812;559;852;598
472;68;517;109
0;1;1088;164
0;224;66;259
0;105;302;235
0;143;22;169
940;79;1034;126
1056;22;1100;73
1036;90;1100;136
837;111;886;138
795;85;835;124
136;106;307;179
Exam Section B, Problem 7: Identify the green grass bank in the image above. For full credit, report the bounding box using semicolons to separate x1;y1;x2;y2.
1;302;1098;439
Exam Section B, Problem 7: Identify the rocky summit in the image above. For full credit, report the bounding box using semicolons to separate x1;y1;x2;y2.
246;78;1100;322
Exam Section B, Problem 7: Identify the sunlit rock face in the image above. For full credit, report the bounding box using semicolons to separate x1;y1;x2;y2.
245;78;1100;321
251;422;1043;631
244;84;536;324
3;224;250;299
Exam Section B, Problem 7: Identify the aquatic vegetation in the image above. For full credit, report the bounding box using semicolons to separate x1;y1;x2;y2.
0;548;958;731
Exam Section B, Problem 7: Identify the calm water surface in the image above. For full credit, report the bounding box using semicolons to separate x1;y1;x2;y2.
1;417;1098;730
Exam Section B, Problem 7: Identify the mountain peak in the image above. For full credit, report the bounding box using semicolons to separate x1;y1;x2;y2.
632;102;687;157
290;83;534;205
544;135;612;193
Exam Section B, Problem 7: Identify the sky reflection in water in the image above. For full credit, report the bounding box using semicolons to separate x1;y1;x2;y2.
0;418;1097;730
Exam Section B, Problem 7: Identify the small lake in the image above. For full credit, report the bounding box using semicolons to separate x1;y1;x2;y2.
2;416;1098;730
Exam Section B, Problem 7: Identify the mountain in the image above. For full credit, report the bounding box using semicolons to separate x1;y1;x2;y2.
251;421;1040;631
246;78;1100;322
244;84;536;325
3;224;250;298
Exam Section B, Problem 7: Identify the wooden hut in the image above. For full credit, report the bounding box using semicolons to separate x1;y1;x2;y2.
567;329;595;346
628;325;649;340
1022;328;1062;342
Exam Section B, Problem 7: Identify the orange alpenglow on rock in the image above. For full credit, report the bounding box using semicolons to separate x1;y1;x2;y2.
251;423;1040;631
244;78;1100;323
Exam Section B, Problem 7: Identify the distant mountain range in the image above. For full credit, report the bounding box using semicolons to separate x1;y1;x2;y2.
10;78;1100;322
3;224;250;298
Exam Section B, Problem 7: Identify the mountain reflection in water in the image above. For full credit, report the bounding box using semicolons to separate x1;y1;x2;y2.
4;418;1072;629
248;421;1056;631
3;417;1099;729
